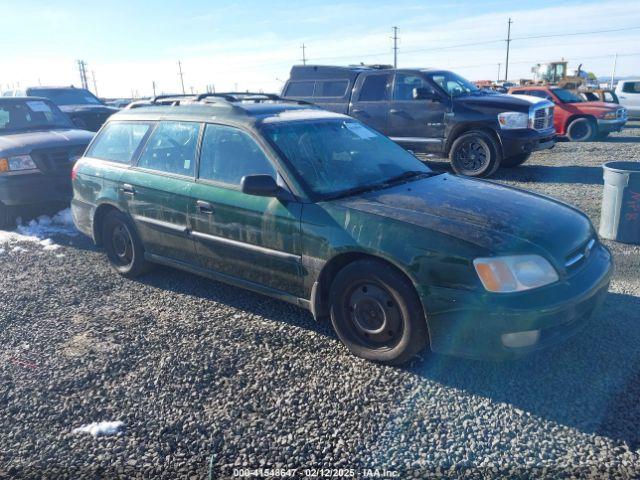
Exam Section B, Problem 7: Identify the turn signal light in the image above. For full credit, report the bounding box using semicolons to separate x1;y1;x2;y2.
71;162;81;181
0;158;8;173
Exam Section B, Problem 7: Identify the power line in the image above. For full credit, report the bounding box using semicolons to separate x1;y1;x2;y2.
512;25;640;41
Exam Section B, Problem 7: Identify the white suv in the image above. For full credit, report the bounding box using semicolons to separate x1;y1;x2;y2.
615;80;640;118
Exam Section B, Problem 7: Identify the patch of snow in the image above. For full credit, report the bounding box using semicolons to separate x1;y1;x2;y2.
72;421;124;437
0;208;77;253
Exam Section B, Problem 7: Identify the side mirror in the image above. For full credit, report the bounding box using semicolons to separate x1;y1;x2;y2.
413;87;437;101
240;174;280;197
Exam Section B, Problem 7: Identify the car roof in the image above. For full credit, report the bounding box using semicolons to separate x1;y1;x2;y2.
0;96;55;103
109;93;348;127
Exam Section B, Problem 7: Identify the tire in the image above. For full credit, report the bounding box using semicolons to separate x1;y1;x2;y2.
449;131;501;177
566;118;596;142
502;152;532;168
329;259;429;365
102;210;152;278
0;203;12;230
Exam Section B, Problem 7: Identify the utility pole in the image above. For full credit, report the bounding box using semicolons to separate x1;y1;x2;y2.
152;81;157;97
91;70;98;96
301;43;307;65
610;53;618;89
178;60;185;94
504;18;512;82
392;26;399;69
77;60;89;89
497;63;501;83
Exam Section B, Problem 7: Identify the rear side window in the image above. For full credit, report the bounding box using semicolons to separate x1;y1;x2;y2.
358;75;390;101
285;81;315;97
622;82;640;93
87;122;152;164
137;121;200;176
315;80;349;97
199;124;275;186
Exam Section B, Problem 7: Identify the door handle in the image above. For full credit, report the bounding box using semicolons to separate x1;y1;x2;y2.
351;109;370;117
390;109;412;119
389;109;401;114
196;200;214;214
122;184;136;195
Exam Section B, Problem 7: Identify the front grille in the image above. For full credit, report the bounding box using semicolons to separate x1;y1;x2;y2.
565;237;596;273
533;106;554;130
73;112;113;131
31;147;85;174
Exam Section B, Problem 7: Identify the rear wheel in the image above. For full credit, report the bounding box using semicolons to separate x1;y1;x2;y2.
329;259;429;365
449;131;501;177
502;152;532;168
102;210;152;278
567;118;596;142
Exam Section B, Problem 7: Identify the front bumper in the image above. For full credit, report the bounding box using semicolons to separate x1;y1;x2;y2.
596;118;627;133
0;171;72;207
500;127;556;159
419;243;613;359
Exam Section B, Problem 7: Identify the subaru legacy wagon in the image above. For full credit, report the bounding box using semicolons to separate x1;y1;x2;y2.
71;93;612;364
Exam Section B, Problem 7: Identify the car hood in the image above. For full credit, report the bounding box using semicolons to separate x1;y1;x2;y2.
577;101;620;111
0;129;95;156
334;173;593;262
455;92;543;113
59;104;119;115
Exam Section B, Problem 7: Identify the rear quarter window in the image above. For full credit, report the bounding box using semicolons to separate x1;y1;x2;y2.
284;81;315;97
315;80;349;98
87;122;153;164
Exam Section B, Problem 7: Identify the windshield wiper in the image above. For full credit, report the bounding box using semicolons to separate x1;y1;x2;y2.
324;171;436;201
382;170;436;186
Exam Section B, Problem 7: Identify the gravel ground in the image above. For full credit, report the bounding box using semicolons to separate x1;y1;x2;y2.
1;122;639;479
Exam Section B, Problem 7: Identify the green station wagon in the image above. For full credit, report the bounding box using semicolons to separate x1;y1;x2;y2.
71;93;613;364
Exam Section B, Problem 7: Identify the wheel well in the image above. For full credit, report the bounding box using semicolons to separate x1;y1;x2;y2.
312;252;420;320
92;204;121;245
565;114;596;131
444;125;502;156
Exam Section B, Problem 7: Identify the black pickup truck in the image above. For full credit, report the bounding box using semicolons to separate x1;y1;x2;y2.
281;65;556;177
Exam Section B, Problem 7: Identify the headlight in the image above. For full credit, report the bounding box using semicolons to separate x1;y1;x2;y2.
602;112;617;120
473;255;559;293
497;111;529;129
0;154;38;173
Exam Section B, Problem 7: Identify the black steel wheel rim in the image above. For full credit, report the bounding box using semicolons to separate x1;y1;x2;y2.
455;139;489;172
345;282;403;349
571;121;589;140
110;223;134;266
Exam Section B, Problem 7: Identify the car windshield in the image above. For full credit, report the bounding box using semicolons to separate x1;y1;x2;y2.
426;71;480;97
261;119;433;200
552;88;584;103
0;99;73;133
29;88;103;106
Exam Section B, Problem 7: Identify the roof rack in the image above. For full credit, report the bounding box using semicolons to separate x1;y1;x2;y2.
125;92;312;109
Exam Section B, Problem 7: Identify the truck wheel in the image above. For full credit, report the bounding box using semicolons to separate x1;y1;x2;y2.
329;259;429;365
102;210;153;278
502;153;532;168
567;118;596;142
449;131;501;177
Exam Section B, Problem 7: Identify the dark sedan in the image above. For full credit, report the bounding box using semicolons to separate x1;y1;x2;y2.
0;97;95;228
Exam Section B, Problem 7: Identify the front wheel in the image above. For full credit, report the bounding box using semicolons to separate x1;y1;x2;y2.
567;118;596;142
502;152;532;168
0;203;11;230
329;259;429;365
102;210;152;278
449;131;501;177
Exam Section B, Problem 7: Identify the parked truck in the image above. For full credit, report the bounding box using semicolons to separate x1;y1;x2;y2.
282;65;556;177
509;86;627;141
615;79;640;118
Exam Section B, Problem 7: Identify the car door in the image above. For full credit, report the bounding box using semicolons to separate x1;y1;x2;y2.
119;120;200;263
619;81;640;115
387;72;446;152
189;123;303;296
349;73;392;134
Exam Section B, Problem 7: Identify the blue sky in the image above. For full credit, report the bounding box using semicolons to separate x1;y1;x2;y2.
2;0;639;96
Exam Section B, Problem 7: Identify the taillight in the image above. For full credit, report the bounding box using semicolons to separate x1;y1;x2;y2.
71;161;81;181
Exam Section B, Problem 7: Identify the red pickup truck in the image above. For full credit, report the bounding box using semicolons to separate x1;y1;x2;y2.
509;86;628;141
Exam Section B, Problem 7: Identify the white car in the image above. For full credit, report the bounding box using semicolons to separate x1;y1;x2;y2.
615;80;640;118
